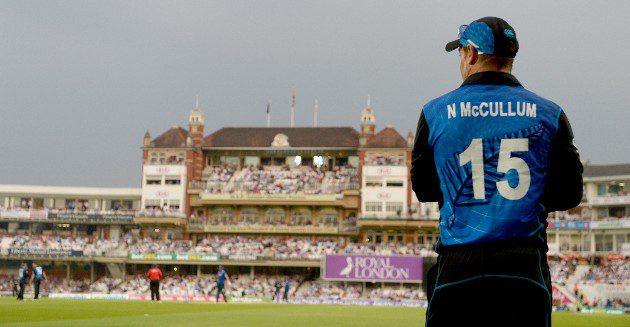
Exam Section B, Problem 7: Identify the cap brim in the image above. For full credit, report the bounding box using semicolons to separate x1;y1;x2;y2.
445;40;461;52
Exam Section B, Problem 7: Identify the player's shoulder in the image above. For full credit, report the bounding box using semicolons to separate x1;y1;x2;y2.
422;88;462;112
421;87;466;123
517;87;564;112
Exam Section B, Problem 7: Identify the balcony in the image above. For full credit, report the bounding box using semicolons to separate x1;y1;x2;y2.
0;209;135;223
358;215;439;229
589;194;630;206
186;222;339;234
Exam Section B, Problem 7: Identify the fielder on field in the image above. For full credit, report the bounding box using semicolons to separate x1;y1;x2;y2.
216;266;230;303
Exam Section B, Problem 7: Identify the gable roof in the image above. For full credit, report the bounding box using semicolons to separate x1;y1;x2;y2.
203;127;359;148
364;127;408;148
148;126;189;148
583;163;630;178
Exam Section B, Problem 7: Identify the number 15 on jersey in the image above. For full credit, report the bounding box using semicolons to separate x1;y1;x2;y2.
459;138;531;201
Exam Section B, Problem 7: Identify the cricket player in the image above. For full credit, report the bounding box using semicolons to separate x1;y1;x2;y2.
146;264;163;301
411;17;583;326
272;280;282;302
17;263;29;301
282;280;290;302
216;266;230;303
30;262;47;299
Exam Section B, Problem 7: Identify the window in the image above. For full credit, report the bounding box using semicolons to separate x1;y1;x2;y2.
239;207;259;224
597;183;606;196
213;207;233;225
20;198;32;209
33;198;44;209
365;201;382;212
387;232;403;243
165;178;181;185
595;234;613;252
77;200;89;211
313;156;324;168
609;206;626;218
366;179;382;187
265;207;286;225
291;208;312;225
385;202;403;213
144;199;161;210
319;208;339;226
146;176;162;185
111;200;133;210
614;234;627;252
386;181;404;187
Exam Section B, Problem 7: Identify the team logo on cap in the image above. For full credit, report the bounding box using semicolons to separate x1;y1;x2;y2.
504;29;516;39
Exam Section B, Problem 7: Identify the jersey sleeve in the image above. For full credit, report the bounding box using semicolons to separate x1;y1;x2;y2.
540;110;584;212
411;110;444;207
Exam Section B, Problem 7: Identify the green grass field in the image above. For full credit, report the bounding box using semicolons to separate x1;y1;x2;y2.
0;298;628;327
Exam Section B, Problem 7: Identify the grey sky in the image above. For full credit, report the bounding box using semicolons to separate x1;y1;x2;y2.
1;1;629;187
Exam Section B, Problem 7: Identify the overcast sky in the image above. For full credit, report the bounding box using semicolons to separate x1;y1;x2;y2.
1;1;629;187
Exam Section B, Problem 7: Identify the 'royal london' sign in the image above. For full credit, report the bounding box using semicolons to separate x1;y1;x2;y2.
323;254;422;283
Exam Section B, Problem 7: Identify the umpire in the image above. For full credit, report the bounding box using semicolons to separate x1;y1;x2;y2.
412;17;583;326
146;264;162;301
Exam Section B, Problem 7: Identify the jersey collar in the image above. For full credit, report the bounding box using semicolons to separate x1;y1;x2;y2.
462;71;522;86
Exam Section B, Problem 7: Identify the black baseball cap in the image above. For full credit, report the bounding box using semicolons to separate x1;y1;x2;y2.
445;17;519;58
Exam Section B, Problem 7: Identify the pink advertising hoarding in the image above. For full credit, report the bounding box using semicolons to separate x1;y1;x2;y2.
323;254;423;283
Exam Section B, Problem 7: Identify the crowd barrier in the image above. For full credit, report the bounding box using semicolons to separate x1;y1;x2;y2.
5;248;84;257
44;293;426;306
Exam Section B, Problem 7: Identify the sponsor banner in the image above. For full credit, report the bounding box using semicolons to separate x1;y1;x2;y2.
128;253;220;261
0;210;134;222
128;294;215;302
49;293;129;300
0;211;32;219
292;298;426;307
143;164;186;175
200;193;339;202
194;225;338;235
227;254;258;261
547;221;590;230
50;212;134;222
30;210;49;219
127;294;269;302
363;166;407;177
551;285;574;304
590;219;630;230
593;284;630;299
589;195;630;206
8;248;83;257
323;254;422;282
580;308;627;314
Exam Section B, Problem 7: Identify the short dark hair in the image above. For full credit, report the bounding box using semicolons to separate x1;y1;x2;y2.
478;54;514;70
460;46;514;70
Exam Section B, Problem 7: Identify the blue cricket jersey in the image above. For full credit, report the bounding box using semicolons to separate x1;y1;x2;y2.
412;72;583;247
34;266;43;280
19;268;27;282
217;270;227;286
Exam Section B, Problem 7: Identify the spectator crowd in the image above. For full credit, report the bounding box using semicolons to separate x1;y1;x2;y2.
201;164;358;195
